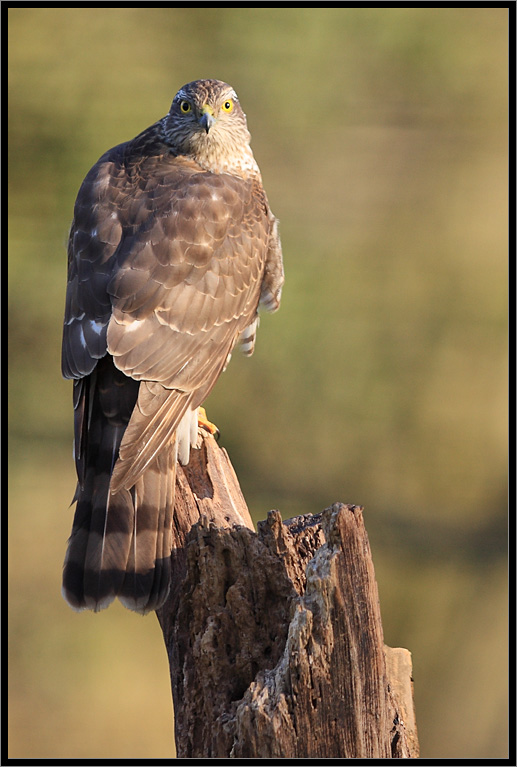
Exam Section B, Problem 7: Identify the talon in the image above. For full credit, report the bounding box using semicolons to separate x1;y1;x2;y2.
198;406;220;439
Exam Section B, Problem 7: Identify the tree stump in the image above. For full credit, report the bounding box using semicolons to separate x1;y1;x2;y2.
156;430;419;759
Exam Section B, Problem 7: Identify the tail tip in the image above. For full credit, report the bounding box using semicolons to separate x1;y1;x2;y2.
61;583;115;613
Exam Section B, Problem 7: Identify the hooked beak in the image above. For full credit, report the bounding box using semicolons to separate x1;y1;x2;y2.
198;105;215;134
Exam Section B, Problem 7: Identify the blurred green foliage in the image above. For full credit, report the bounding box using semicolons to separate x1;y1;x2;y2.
8;7;508;759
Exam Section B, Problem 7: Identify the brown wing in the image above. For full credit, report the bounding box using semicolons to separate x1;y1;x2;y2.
63;126;272;491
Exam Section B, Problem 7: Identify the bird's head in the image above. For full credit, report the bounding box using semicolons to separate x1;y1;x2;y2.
163;79;260;177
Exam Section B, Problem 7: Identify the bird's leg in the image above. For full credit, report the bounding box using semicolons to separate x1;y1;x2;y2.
198;406;220;439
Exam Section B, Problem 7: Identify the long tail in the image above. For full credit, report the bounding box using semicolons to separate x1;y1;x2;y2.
62;356;174;614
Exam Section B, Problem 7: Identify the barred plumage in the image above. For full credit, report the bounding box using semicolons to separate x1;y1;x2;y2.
62;80;284;613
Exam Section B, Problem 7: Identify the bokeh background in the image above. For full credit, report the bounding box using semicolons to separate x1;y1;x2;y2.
8;6;508;760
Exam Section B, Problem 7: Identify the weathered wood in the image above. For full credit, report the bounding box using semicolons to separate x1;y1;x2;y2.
156;431;254;639
157;430;418;759
385;646;419;758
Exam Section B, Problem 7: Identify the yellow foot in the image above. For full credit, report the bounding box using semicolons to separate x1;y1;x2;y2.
198;407;220;439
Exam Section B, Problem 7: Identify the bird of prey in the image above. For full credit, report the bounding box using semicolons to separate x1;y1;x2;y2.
61;79;284;614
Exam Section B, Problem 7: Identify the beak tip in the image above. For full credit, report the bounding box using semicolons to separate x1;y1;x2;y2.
199;110;215;134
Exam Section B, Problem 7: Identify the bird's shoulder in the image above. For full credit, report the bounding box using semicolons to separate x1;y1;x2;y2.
75;120;267;219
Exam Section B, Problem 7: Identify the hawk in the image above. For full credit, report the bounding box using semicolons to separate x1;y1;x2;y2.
62;79;284;614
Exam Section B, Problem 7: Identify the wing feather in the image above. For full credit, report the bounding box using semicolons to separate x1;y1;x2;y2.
62;125;274;491
62;85;285;614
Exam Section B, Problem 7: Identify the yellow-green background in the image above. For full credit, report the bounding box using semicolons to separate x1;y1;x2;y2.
8;7;508;759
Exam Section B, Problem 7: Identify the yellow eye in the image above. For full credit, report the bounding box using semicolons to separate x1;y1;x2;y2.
180;100;191;114
221;99;234;113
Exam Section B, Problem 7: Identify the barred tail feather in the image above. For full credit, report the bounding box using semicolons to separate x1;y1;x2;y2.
62;439;175;615
62;355;175;614
62;480;135;612
118;444;175;613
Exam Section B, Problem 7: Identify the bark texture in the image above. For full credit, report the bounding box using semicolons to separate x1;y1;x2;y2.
157;430;418;759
